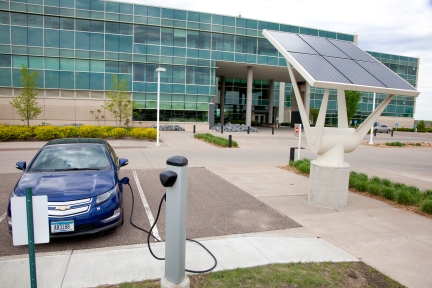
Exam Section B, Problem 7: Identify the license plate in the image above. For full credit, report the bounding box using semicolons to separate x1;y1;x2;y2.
51;220;74;233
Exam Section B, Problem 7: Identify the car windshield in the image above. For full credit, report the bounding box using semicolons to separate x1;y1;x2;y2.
29;145;111;172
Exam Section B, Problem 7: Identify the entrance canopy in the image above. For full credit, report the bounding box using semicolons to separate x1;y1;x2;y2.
263;30;420;97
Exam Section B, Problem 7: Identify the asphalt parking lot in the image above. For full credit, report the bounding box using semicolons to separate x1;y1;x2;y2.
0;167;299;257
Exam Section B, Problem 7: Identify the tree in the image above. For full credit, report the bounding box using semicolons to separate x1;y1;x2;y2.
10;65;41;127
90;109;105;126
309;108;319;126
102;75;133;127
345;90;361;126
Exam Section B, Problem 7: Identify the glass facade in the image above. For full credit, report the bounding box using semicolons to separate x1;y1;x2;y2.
0;0;418;123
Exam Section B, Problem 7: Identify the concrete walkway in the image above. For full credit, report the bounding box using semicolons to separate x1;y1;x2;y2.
1;128;432;288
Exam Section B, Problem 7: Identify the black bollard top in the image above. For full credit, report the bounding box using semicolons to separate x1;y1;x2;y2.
166;156;188;167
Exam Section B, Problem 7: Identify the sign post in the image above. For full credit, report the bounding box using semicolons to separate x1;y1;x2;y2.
294;124;302;160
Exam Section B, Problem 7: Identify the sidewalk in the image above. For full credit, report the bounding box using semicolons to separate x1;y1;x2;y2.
1;130;432;288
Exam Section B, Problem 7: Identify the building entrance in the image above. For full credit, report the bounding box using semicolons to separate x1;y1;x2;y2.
255;114;266;124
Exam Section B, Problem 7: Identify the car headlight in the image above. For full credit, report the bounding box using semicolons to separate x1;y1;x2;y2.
95;184;119;205
11;189;18;198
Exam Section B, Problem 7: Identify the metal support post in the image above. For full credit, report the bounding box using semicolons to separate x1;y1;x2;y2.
26;187;37;288
193;125;195;134
290;147;295;161
247;126;250;134
228;135;232;148
272;127;274;135
221;125;223;134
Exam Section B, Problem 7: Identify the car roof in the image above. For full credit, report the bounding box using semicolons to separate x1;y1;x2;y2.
45;138;107;147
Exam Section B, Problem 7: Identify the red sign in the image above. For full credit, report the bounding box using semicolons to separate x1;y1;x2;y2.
295;127;299;133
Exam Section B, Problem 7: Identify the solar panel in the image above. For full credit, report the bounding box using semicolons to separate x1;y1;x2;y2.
324;57;386;87
299;34;349;59
356;61;416;91
268;31;318;55
263;29;419;96
290;53;351;84
327;39;378;63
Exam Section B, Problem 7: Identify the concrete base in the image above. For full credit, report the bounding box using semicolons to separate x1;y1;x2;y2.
161;276;190;288
308;160;350;209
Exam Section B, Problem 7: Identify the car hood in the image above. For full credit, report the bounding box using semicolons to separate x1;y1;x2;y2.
15;170;116;202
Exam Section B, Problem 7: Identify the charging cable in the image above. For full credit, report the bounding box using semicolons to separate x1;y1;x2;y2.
127;183;217;273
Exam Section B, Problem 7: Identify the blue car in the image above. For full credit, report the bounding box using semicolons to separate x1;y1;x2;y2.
7;138;129;238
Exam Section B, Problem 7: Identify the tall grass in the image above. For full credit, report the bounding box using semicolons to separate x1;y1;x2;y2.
194;133;238;147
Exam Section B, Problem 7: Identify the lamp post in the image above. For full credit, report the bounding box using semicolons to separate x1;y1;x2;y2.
156;67;166;146
369;92;376;144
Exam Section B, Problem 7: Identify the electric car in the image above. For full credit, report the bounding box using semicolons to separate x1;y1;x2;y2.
7;138;129;238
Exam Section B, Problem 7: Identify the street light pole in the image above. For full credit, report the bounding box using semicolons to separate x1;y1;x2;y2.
369;92;376;144
156;67;166;146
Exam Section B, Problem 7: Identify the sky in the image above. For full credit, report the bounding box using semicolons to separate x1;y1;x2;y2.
117;0;432;120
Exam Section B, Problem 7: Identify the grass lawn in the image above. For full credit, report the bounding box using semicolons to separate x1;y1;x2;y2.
101;262;403;288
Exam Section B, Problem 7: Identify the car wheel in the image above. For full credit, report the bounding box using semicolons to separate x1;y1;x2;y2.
386;129;390;133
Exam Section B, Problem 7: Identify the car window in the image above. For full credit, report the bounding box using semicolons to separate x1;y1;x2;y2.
106;143;119;168
29;145;111;172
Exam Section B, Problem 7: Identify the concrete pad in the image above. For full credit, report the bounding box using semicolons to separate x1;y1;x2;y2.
258;195;337;217
412;235;432;247
351;207;432;237
336;192;393;212
344;238;432;288
245;227;317;238
246;236;358;263
0;251;71;288
233;182;306;197
62;244;165;288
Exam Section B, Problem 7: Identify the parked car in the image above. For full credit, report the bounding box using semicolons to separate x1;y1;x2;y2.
7;138;129;238
374;124;392;133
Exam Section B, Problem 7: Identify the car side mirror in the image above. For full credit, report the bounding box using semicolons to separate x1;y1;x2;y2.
15;161;26;171
119;158;129;167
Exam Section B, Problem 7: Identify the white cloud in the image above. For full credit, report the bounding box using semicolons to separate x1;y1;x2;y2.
119;0;432;119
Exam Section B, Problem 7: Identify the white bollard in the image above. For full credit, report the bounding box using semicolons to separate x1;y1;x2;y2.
160;156;190;288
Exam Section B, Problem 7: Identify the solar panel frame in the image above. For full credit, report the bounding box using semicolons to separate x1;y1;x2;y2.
262;29;419;97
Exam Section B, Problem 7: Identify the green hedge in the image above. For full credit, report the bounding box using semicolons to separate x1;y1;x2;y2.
289;159;432;214
0;125;156;141
194;133;238;147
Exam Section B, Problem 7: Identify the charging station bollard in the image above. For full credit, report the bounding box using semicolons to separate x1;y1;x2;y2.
160;156;190;288
228;135;232;148
193;125;195;134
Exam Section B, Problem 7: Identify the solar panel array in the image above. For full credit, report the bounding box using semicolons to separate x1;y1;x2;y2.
265;30;416;91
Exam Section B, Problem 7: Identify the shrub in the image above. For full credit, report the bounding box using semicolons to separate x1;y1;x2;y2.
420;200;432;214
110;127;127;139
34;126;59;140
297;162;310;174
350;171;358;178
381;179;393;187
129;128;156;140
78;125;100;138
57;126;79;138
194;133;238;147
394;182;407;190
367;183;383;196
382;187;396;200
396;189;415;205
98;126;114;138
406;185;420;194
357;173;368;182
416;142;422;146
354;180;368;192
370;176;381;185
